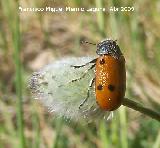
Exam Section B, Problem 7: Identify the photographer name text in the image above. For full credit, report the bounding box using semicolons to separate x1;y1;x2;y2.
19;6;135;13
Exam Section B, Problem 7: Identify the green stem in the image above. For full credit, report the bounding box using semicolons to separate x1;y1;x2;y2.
122;98;160;122
2;0;25;147
12;1;25;148
95;0;105;37
119;106;128;148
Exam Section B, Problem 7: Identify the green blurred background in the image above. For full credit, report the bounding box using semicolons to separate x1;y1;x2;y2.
0;0;160;148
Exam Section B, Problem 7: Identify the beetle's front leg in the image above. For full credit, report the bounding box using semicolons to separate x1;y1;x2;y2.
71;58;97;68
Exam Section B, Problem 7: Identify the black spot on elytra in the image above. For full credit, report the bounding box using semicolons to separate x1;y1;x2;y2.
100;58;105;64
108;84;115;91
97;84;103;90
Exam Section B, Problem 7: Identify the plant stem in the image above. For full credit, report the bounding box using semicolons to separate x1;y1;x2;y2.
122;98;160;122
12;1;25;147
119;106;128;148
95;0;105;37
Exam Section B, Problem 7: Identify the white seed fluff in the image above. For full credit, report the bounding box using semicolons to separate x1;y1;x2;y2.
28;57;112;122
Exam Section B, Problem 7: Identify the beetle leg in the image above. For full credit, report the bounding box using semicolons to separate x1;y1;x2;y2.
70;64;95;83
79;77;95;109
58;63;95;87
58;64;96;87
71;58;97;68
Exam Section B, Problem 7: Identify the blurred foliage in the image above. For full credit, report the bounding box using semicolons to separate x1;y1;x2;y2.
0;0;160;148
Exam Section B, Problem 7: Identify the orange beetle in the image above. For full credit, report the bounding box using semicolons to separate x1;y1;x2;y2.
95;39;126;110
72;39;126;111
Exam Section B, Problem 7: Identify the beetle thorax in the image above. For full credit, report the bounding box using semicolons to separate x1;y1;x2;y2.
96;39;122;59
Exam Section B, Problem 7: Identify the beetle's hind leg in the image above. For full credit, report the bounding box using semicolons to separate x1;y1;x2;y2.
71;58;97;68
79;77;95;109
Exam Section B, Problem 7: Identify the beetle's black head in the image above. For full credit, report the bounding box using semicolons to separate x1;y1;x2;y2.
96;39;122;59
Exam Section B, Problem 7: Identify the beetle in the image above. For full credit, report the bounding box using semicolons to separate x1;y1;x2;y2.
70;38;126;111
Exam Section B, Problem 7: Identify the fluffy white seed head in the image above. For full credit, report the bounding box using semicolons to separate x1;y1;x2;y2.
28;57;113;122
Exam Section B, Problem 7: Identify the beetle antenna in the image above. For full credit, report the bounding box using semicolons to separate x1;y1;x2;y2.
80;40;96;46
